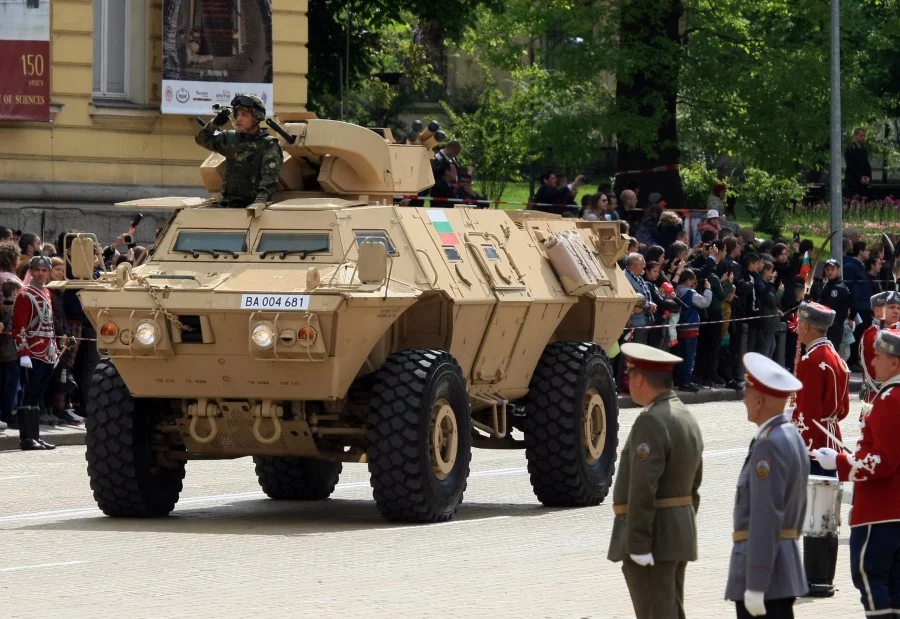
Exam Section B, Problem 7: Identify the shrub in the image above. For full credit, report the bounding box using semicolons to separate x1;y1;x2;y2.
680;161;722;210
739;168;807;235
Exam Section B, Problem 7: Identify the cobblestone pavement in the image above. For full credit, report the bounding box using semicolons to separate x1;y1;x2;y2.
0;399;865;618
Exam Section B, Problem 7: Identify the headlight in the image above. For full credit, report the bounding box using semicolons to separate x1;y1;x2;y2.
251;323;275;349
134;321;158;347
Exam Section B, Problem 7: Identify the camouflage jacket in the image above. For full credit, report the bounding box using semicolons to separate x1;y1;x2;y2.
195;123;283;207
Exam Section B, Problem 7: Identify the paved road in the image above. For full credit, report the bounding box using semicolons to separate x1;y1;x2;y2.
0;399;865;618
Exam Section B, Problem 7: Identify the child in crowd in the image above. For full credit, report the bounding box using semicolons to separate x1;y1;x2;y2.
674;269;712;392
0;280;21;429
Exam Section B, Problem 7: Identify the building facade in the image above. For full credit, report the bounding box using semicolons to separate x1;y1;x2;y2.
0;0;307;243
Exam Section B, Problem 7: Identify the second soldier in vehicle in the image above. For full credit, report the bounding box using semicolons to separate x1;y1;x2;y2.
195;93;283;210
607;343;704;619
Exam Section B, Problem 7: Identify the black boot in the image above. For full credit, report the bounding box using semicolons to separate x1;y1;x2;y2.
31;407;54;450
18;406;43;451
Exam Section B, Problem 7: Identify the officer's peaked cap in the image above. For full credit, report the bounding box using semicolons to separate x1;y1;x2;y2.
743;352;802;397
621;342;683;372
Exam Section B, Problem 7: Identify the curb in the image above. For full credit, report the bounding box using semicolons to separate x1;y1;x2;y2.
0;425;86;452
0;375;866;452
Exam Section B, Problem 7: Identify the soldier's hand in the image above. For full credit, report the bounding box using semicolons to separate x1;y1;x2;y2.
628;553;654;567
813;447;838;470
743;590;766;616
212;108;231;127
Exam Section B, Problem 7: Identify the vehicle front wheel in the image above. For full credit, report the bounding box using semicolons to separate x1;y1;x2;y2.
85;360;185;517
366;349;472;523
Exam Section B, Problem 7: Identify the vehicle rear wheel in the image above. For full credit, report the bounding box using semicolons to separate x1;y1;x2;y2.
524;341;618;507
253;456;342;500
85;359;185;517
366;349;472;523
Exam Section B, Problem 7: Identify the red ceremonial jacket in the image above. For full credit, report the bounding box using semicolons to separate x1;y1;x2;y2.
859;324;879;404
12;283;58;364
837;376;900;527
791;337;850;452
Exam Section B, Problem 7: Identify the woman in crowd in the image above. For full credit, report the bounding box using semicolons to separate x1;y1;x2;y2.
644;260;681;349
656;210;683;249
0;242;22;287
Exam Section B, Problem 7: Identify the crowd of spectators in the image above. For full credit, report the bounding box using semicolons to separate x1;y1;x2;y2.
0;225;145;436
546;179;898;394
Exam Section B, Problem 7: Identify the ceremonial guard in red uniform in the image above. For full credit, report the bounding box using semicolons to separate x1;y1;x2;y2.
790;301;849;596
814;328;900;617
12;256;57;450
859;292;888;410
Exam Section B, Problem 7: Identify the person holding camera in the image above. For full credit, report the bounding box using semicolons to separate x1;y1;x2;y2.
195;94;283;210
674;268;713;392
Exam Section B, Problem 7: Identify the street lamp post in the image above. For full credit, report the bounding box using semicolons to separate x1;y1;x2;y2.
830;0;843;263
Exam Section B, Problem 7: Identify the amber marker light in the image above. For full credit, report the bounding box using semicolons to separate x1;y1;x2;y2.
100;323;118;337
298;326;317;345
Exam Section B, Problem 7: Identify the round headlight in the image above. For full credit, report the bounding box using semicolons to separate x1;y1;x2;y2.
251;323;275;349
134;321;158;347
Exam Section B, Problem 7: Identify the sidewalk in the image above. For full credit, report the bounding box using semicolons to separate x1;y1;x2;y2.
0;374;864;451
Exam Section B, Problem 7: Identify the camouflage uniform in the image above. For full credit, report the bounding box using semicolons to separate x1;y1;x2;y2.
195;121;283;208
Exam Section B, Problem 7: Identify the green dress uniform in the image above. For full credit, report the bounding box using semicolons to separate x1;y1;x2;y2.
607;391;704;619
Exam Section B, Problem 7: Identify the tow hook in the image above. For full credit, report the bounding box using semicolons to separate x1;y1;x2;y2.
187;399;219;444
252;401;284;445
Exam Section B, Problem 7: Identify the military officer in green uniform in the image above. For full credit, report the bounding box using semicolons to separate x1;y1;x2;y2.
725;353;808;618
607;343;704;619
195;93;283;209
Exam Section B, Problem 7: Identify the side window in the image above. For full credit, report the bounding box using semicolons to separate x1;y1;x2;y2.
354;230;397;255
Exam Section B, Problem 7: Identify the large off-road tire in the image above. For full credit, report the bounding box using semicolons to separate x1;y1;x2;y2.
85;359;185;517
524;341;619;507
253;456;342;500
366;349;472;523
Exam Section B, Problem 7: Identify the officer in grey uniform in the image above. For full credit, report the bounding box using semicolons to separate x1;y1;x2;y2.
725;352;809;618
608;343;704;619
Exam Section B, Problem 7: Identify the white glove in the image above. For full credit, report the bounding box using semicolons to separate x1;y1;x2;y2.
743;589;766;616
19;356;32;369
814;447;838;471
629;553;655;567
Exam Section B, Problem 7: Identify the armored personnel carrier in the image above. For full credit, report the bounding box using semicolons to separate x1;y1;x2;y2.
63;115;637;522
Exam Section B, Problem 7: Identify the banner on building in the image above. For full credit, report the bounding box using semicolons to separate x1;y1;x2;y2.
161;0;274;115
0;0;51;122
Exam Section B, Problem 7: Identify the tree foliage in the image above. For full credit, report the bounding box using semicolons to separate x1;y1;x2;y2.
458;0;900;179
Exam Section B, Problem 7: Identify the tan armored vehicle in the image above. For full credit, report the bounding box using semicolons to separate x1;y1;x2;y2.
62;116;637;523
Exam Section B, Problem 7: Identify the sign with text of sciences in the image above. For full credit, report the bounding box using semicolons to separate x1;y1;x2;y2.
0;0;51;122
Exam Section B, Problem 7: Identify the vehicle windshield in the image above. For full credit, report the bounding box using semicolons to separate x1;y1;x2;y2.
173;231;247;253
256;232;332;255
354;230;396;254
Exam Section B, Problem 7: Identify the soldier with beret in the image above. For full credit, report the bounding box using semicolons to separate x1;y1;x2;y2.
814;328;900;617
726;352;808;618
12;255;57;450
607;343;704;619
790;300;849;595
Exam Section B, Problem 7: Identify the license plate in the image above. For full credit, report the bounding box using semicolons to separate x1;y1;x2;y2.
240;294;310;311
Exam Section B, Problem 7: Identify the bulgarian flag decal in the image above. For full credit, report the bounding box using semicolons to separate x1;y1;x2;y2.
427;209;460;245
799;251;811;280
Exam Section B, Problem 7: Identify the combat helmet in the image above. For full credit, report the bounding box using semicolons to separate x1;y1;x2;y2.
231;93;266;121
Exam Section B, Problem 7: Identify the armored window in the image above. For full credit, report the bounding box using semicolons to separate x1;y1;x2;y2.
354;231;396;255
256;232;332;254
482;246;500;261
443;247;461;262
173;231;247;252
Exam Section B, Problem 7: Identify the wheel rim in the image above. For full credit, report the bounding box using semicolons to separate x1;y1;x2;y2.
431;398;459;480
583;388;607;464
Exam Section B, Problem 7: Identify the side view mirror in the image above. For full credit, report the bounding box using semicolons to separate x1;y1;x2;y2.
357;240;388;284
66;233;100;280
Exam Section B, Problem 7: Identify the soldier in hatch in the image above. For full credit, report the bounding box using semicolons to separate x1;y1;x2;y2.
195;93;283;209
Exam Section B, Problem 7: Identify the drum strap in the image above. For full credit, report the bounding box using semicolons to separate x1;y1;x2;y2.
612;495;693;515
732;528;799;542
